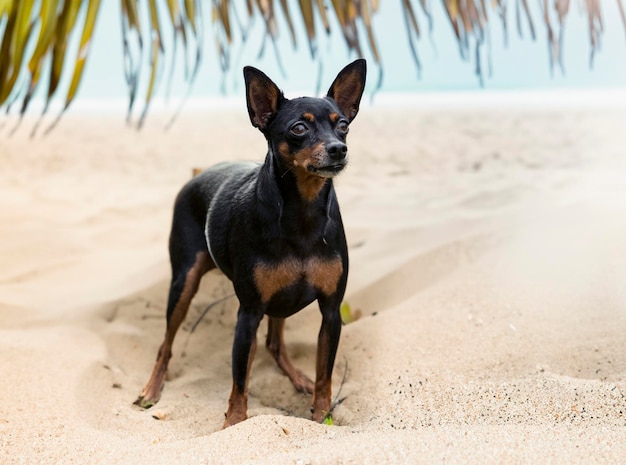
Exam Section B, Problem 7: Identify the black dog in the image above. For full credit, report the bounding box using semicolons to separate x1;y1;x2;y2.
135;59;366;428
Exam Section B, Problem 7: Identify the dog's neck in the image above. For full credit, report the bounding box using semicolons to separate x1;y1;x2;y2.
265;146;333;205
257;149;336;239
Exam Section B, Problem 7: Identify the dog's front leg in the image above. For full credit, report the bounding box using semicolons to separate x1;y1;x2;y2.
312;297;342;422
224;308;263;428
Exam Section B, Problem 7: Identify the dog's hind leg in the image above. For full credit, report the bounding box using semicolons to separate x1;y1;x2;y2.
266;317;314;394
135;208;214;408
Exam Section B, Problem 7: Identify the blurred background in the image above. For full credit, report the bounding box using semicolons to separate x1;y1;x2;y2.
3;0;626;120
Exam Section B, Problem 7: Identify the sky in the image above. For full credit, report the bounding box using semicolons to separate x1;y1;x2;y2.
23;0;626;105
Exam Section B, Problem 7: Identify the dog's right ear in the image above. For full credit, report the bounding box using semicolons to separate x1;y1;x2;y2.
244;66;285;131
327;59;366;122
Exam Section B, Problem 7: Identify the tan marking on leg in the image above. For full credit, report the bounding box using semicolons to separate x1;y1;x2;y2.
223;383;247;428
254;259;302;303
135;252;209;408
224;337;257;428
312;328;333;422
305;257;343;296
266;317;314;394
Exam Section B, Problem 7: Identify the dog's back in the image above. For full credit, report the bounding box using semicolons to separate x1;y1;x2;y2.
177;162;260;275
167;161;257;275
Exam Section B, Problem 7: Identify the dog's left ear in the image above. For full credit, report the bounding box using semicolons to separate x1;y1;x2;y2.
327;59;367;122
244;66;285;132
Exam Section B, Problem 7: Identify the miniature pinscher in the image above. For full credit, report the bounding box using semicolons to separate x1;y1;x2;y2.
134;59;367;428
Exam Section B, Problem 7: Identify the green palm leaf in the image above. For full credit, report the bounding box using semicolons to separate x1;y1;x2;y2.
0;0;35;105
64;0;101;111
20;0;60;115
46;0;81;113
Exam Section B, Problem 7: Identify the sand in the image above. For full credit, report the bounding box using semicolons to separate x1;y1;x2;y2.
1;99;625;464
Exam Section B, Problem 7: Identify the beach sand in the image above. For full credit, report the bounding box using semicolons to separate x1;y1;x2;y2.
1;101;625;464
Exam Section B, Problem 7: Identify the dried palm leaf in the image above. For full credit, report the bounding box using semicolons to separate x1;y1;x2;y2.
360;0;380;63
543;0;556;73
618;0;626;33
120;0;143;118
299;0;316;56
402;0;423;77
180;0;203;85
165;0;185;91
138;0;164;128
586;0;604;67
554;0;570;73
520;0;536;39
315;0;330;33
278;0;297;46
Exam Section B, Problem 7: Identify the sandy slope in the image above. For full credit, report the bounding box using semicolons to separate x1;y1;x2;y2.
1;103;625;464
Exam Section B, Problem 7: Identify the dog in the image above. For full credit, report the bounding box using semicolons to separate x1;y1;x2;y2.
134;59;366;428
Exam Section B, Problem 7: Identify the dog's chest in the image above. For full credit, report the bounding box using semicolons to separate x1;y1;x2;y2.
253;255;343;305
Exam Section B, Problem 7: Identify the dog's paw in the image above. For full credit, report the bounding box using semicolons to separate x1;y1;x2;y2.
292;370;315;395
223;412;247;429
133;396;157;409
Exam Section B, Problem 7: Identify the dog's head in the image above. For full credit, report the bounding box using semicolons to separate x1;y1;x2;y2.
243;60;366;183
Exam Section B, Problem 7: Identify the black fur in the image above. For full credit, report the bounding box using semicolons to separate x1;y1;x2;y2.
135;59;367;427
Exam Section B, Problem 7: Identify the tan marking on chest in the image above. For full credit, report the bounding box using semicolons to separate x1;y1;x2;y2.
305;257;344;297
254;259;301;303
254;257;344;303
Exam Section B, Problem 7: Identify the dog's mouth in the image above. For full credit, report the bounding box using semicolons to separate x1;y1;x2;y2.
308;161;347;177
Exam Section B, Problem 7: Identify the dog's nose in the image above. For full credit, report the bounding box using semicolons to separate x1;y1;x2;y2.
327;142;348;161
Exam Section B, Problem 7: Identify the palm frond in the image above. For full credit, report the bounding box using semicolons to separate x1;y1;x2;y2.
64;0;101;110
0;0;625;129
278;0;297;47
120;0;143;118
21;0;60;116
47;0;81;113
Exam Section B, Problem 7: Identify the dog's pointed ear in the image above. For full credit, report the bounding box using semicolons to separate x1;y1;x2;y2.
327;59;367;122
244;66;285;131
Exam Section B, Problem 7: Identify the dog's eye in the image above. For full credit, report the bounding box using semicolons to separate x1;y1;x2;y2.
337;120;349;132
290;123;308;136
